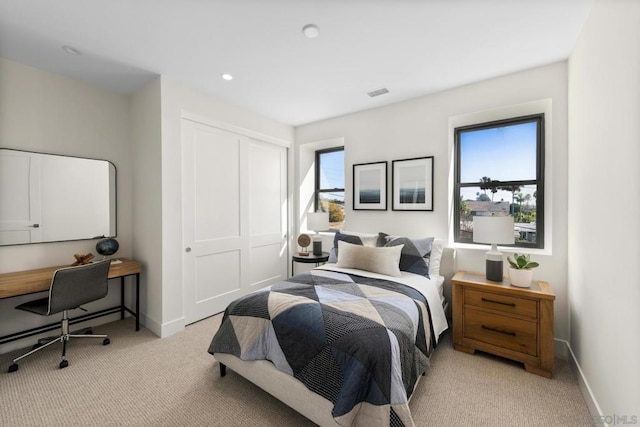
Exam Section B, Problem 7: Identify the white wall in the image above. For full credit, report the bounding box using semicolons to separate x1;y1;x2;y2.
568;0;640;418
153;77;294;337
0;59;294;349
296;62;570;340
293;137;345;275
130;77;162;334
0;58;134;353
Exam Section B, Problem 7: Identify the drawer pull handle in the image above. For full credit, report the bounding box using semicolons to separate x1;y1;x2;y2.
482;325;516;336
481;297;516;307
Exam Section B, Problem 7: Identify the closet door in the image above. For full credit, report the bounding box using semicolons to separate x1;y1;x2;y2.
182;119;287;324
0;150;42;245
247;138;288;292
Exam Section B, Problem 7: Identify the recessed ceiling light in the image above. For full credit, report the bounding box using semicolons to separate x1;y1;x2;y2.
220;73;233;81
62;45;81;56
302;24;319;39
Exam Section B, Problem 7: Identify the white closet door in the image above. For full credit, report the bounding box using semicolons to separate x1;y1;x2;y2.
182;119;287;324
247;138;288;290
0;150;42;245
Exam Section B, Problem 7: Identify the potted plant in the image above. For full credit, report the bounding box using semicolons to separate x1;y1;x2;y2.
507;253;539;288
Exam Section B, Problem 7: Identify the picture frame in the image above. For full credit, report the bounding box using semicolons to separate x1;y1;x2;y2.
353;161;387;211
392;156;434;211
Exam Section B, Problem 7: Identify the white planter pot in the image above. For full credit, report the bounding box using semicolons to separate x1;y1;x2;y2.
509;268;534;288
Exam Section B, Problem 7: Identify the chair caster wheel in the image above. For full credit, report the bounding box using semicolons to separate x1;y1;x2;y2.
59;360;68;369
8;363;18;373
103;338;110;345
32;343;41;350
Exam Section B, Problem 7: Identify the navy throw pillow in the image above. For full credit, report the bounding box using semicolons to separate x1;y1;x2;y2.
327;231;368;263
377;232;434;278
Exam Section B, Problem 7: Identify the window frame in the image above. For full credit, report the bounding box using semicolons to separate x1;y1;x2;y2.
453;113;545;249
314;146;345;214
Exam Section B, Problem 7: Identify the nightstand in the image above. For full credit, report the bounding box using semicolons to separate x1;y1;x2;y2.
291;252;329;275
452;271;555;378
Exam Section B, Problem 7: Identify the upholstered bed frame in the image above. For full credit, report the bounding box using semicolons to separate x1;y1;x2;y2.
216;247;456;426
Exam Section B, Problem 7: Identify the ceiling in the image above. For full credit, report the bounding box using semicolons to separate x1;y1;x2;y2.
0;0;593;126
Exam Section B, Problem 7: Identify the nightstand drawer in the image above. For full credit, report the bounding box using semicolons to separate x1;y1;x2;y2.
465;289;537;319
464;307;537;356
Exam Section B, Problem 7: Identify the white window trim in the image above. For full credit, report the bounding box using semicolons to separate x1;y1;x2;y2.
447;99;553;256
297;137;345;234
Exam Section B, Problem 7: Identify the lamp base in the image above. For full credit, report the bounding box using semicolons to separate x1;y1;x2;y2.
486;259;504;282
312;236;322;256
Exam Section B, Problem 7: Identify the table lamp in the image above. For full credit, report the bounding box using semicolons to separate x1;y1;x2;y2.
473;215;514;282
307;211;329;255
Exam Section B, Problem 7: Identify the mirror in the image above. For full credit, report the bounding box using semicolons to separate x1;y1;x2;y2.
0;149;116;245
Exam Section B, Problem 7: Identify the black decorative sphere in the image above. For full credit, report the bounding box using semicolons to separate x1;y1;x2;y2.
96;238;119;256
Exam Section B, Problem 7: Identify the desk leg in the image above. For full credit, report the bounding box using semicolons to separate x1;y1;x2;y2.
120;277;125;320
135;273;140;331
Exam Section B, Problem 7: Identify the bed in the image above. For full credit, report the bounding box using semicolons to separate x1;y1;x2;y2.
209;232;456;427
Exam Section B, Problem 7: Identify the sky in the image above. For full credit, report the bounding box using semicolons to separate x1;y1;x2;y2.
460;121;537;182
460;120;538;204
319;149;345;202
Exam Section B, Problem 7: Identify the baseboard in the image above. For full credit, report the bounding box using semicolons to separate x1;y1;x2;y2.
136;312;185;338
159;316;185;338
0;312;122;355
553;338;570;360
1;312;181;354
556;339;605;426
140;313;161;337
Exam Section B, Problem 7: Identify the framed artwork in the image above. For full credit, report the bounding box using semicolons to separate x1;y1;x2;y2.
392;156;434;211
353;161;387;210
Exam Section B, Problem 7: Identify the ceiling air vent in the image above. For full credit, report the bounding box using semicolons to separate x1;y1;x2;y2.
367;88;389;98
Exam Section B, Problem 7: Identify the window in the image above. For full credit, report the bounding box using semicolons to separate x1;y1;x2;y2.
315;147;345;230
454;114;544;248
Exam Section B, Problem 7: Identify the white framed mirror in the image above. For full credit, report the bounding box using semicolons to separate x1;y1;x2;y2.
0;148;116;245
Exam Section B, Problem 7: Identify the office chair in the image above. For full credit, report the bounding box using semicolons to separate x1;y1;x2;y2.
8;259;112;372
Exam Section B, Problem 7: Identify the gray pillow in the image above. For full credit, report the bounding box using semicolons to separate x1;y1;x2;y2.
377;232;434;278
327;230;378;263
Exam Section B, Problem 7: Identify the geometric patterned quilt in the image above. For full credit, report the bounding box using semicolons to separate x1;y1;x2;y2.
208;269;438;427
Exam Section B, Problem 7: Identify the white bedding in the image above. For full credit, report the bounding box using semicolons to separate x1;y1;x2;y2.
313;264;449;344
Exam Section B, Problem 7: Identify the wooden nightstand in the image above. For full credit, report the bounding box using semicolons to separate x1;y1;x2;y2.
452;271;555;378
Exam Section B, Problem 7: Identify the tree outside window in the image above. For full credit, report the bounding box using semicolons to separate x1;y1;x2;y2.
315;147;345;230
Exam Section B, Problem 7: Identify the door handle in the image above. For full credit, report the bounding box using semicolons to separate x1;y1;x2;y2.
185;247;191;252
481;297;515;307
28;224;40;228
482;325;516;336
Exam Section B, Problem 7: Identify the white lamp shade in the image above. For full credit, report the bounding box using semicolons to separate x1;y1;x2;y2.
307;211;329;232
473;216;514;245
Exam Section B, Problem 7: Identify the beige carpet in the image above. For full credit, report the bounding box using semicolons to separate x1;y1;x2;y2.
0;315;593;426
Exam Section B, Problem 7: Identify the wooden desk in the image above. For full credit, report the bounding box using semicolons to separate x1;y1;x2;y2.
0;258;141;345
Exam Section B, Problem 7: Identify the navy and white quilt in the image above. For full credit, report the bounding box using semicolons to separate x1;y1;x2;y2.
208;269;439;427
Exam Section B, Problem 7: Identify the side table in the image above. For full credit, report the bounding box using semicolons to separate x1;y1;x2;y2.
291;252;329;276
452;270;555;378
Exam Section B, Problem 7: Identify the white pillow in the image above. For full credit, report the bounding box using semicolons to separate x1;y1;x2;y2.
337;230;378;246
336;241;404;277
429;239;445;277
327;230;378;263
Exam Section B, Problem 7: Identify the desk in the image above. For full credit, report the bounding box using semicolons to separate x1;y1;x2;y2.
0;258;141;345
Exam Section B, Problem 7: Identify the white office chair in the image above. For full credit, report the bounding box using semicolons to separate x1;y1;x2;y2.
8;260;112;372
